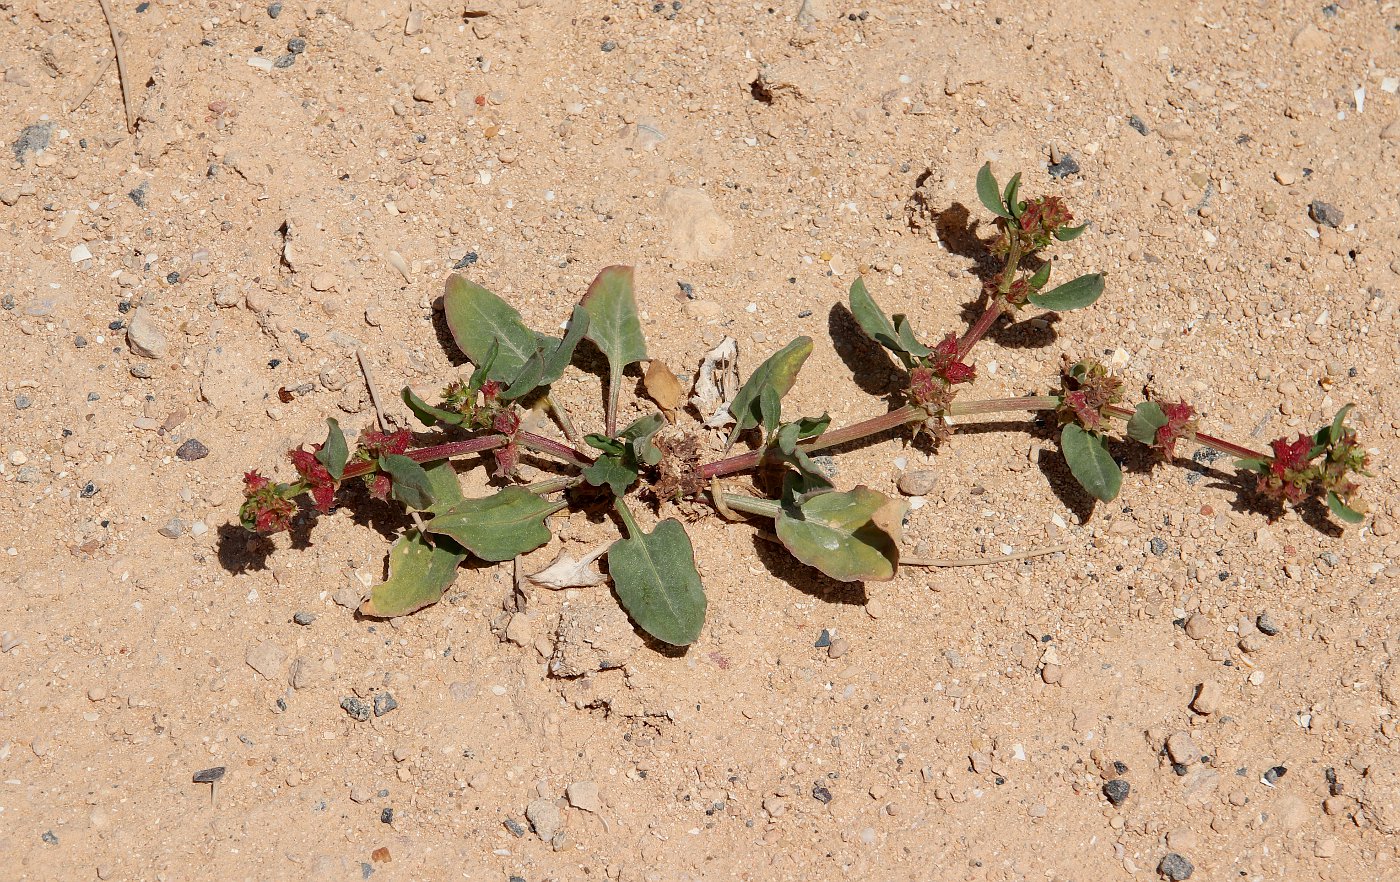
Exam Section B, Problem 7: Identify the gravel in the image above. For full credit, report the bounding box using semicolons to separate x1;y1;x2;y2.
1308;200;1343;228
175;439;209;461
192;766;226;784
1158;853;1194;880
1256;612;1280;636
1047;155;1081;178
373;692;398;717
293;612;316;626
1103;778;1130;806
341;697;371;722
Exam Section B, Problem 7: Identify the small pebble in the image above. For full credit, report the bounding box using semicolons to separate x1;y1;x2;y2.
503;817;526;837
41;830;58;845
601;40;617;52
373;692;398;717
1191;681;1222;715
15;394;31;410
158;518;188;539
288;37;307;54
87;686;107;701
811;782;832;804
380;807;394;824
828;637;849;659
126;307;168;359
350;786;372;804
1256;612;1280;636
526;798;562;841
16;465;40;483
1183;614;1209;640
896;469;938;496
566;781;601;813
814;629;831;648
293;612;316;626
1149;537;1168;556
1158;853;1193;881
1103;779;1130;806
1166;731;1199;766
1308;200;1343;228
267;1;282;17
273;54;296;69
175;439;209;461
1263;765;1287;786
341;697;371;722
1047;155;1081;178
130;364;152;379
192;766;226;784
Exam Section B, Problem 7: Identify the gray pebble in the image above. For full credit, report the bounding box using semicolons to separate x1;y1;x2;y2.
130;364;152;379
1;294;14;310
503;817;526;837
288;37;307;54
1308;200;1343;228
811;782;832;803
373;692;398;716
267;1;282;17
1128;115;1149;135
1256;612;1280;636
175;439;209;461
1149;537;1168;556
341;697;371;722
1158;853;1193;881
293;612;316;626
41;830;58;845
192;766;226;784
1047;155;1081;178
809;454;837;480
273;54;296;69
814;628;831;648
601;40;617;52
12;122;52;162
158;518;188;539
16;465;39;483
15;394;31;410
128;183;148;207
1103;778;1130;806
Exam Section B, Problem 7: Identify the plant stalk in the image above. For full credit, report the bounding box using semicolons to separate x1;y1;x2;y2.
518;431;593;468
1102;404;1268;461
716;493;782;520
341;435;507;479
698;405;927;479
948;395;1061;416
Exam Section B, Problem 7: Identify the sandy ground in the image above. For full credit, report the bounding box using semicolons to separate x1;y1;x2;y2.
3;0;1400;879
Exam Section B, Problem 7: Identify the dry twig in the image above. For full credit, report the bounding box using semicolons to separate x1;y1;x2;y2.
97;0;136;132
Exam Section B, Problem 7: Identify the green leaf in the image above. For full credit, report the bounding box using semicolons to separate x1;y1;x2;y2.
360;529;466;618
1125;401;1169;447
848;278;910;366
443;275;551;386
581;265;648;430
379;454;436;510
402;386;466;429
582;453;638;496
759;385;783;433
1328;403;1355;445
620;412;665;467
770;419;827;481
316;418;348;481
892;315;932;358
607;508;706;646
1060;423;1122;502
774;476;906;582
1003;172;1023;218
584;434;625;456
726;336;814;446
1327;491;1365;524
977;162;1011;218
424;460;464;512
1055;223;1088;242
1027;273;1105;311
466;338;500;397
503;306;591;401
425;487;565;561
1027;261;1052;291
794;413;831;440
1234;457;1267;474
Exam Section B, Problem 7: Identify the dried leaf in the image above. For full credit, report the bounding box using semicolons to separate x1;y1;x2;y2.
690;336;739;428
527;544;609;589
643;359;684;423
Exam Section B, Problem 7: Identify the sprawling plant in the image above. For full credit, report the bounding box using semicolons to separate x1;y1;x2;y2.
238;166;1371;646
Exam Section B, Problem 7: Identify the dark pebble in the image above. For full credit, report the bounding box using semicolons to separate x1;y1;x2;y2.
814;628;831;648
1;294;14;310
1158;853;1193;881
74;335;87;348
288;37;307;54
341;697;371;722
797;309;812;318
268;2;282;17
136;1;149;10
1171;762;1188;776
1149;537;1167;556
1113;760;1128;774
453;251;479;269
1309;200;1343;228
166;271;180;285
1263;765;1287;785
1103;778;1130;806
1128;115;1149;135
362;863;374;880
1322;3;1338;17
293;612;316;626
15;394;31;410
503;817;526;837
509;877;525;882
192;766;226;784
12;122;52;162
1047;155;1081;179
175;439;209;461
373;692;398;717
1256;612;1280;636
87;392;100;402
811;782;832;804
380;807;394;824
677;281;694;298
109;320;125;330
118;300;131;313
41;830;58;844
128;183;148;207
273;54;296;69
80;481;98;499
601;40;617;52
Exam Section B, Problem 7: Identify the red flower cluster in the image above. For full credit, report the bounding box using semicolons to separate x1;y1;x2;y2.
240;470;297;534
1154;400;1197;459
359;429;411;459
1018;196;1074;247
289;447;337;513
929;333;976;385
1056;358;1123;433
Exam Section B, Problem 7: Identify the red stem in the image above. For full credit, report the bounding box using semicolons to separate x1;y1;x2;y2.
1103;404;1267;461
956;303;1002;361
699;405;926;479
517;431;594;468
342;435;508;479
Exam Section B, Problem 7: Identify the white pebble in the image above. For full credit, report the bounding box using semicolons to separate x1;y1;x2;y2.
70;243;92;263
